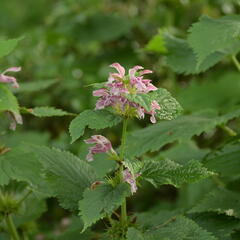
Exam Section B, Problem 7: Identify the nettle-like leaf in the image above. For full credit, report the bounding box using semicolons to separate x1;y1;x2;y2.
125;108;240;158
14;79;57;92
145;30;168;53
126;88;182;120
140;159;214;188
203;142;240;178
127;228;145;240
164;34;225;75
79;183;130;232
0;83;20;116
189;188;240;218
0;37;22;58
190;212;240;240
69;109;122;143
25;106;74;117
143;216;218;240
32;146;97;211
188;15;240;66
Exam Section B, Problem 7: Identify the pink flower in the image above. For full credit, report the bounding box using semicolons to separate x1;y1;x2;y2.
123;168;140;194
0;67;21;88
149;101;161;124
93;62;160;123
84;135;116;161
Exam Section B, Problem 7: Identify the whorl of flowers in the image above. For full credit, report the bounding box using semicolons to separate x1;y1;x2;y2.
93;63;160;123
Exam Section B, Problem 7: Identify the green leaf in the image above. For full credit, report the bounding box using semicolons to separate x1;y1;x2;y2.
27;106;73;117
69;109;122;143
144;216;217;240
189;188;240;218
190;212;240;240
141;159;214;188
14;79;58;92
0;83;20;115
127;228;144;240
203;142;240;178
79;183;130;231
164;34;225;75
176;72;240;112
32;146;97;210
125;88;182;120
125;109;240;158
145;30;168;53
0;37;22;58
188;15;240;66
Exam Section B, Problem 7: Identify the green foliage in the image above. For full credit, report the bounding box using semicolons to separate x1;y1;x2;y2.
127;228;144;240
0;84;20;115
203;142;240;178
79;183;130;231
188;15;240;66
27;106;73;117
0;37;22;58
69;109;122;143
140;159;214;188
32;146;97;210
125;109;240;158
189;188;240;218
126;88;182;120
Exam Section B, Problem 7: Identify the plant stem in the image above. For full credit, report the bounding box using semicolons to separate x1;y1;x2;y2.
5;214;20;240
220;125;237;137
119;117;128;228
231;55;240;72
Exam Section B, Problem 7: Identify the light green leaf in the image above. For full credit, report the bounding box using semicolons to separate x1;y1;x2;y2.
0;83;20;115
0;37;22;58
28;106;73;117
125;88;182;120
141;159;214;188
69;109;122;143
189;188;240;218
145;30;168;53
125;109;240;158
32;146;97;210
188;15;240;66
79;183;130;231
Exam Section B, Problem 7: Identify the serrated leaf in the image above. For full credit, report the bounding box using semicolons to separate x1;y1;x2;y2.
125;88;182;120
32;146;97;210
164;34;225;75
188;15;240;66
0;37;22;58
28;107;73;117
79;183;130;231
14;79;57;92
189;188;240;218
69;109;122;143
190;212;240;240
144;216;217;240
125;108;240;158
141;159;214;188
203;142;240;178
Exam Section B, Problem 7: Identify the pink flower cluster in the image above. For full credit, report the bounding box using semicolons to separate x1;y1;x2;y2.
0;67;21;88
93;63;160;123
84;135;116;161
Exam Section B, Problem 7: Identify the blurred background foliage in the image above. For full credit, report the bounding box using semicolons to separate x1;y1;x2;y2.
0;0;240;238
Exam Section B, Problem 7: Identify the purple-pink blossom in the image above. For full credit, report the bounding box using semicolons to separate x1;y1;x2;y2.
0;67;21;88
93;62;160;123
84;135;116;161
123;168;140;194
